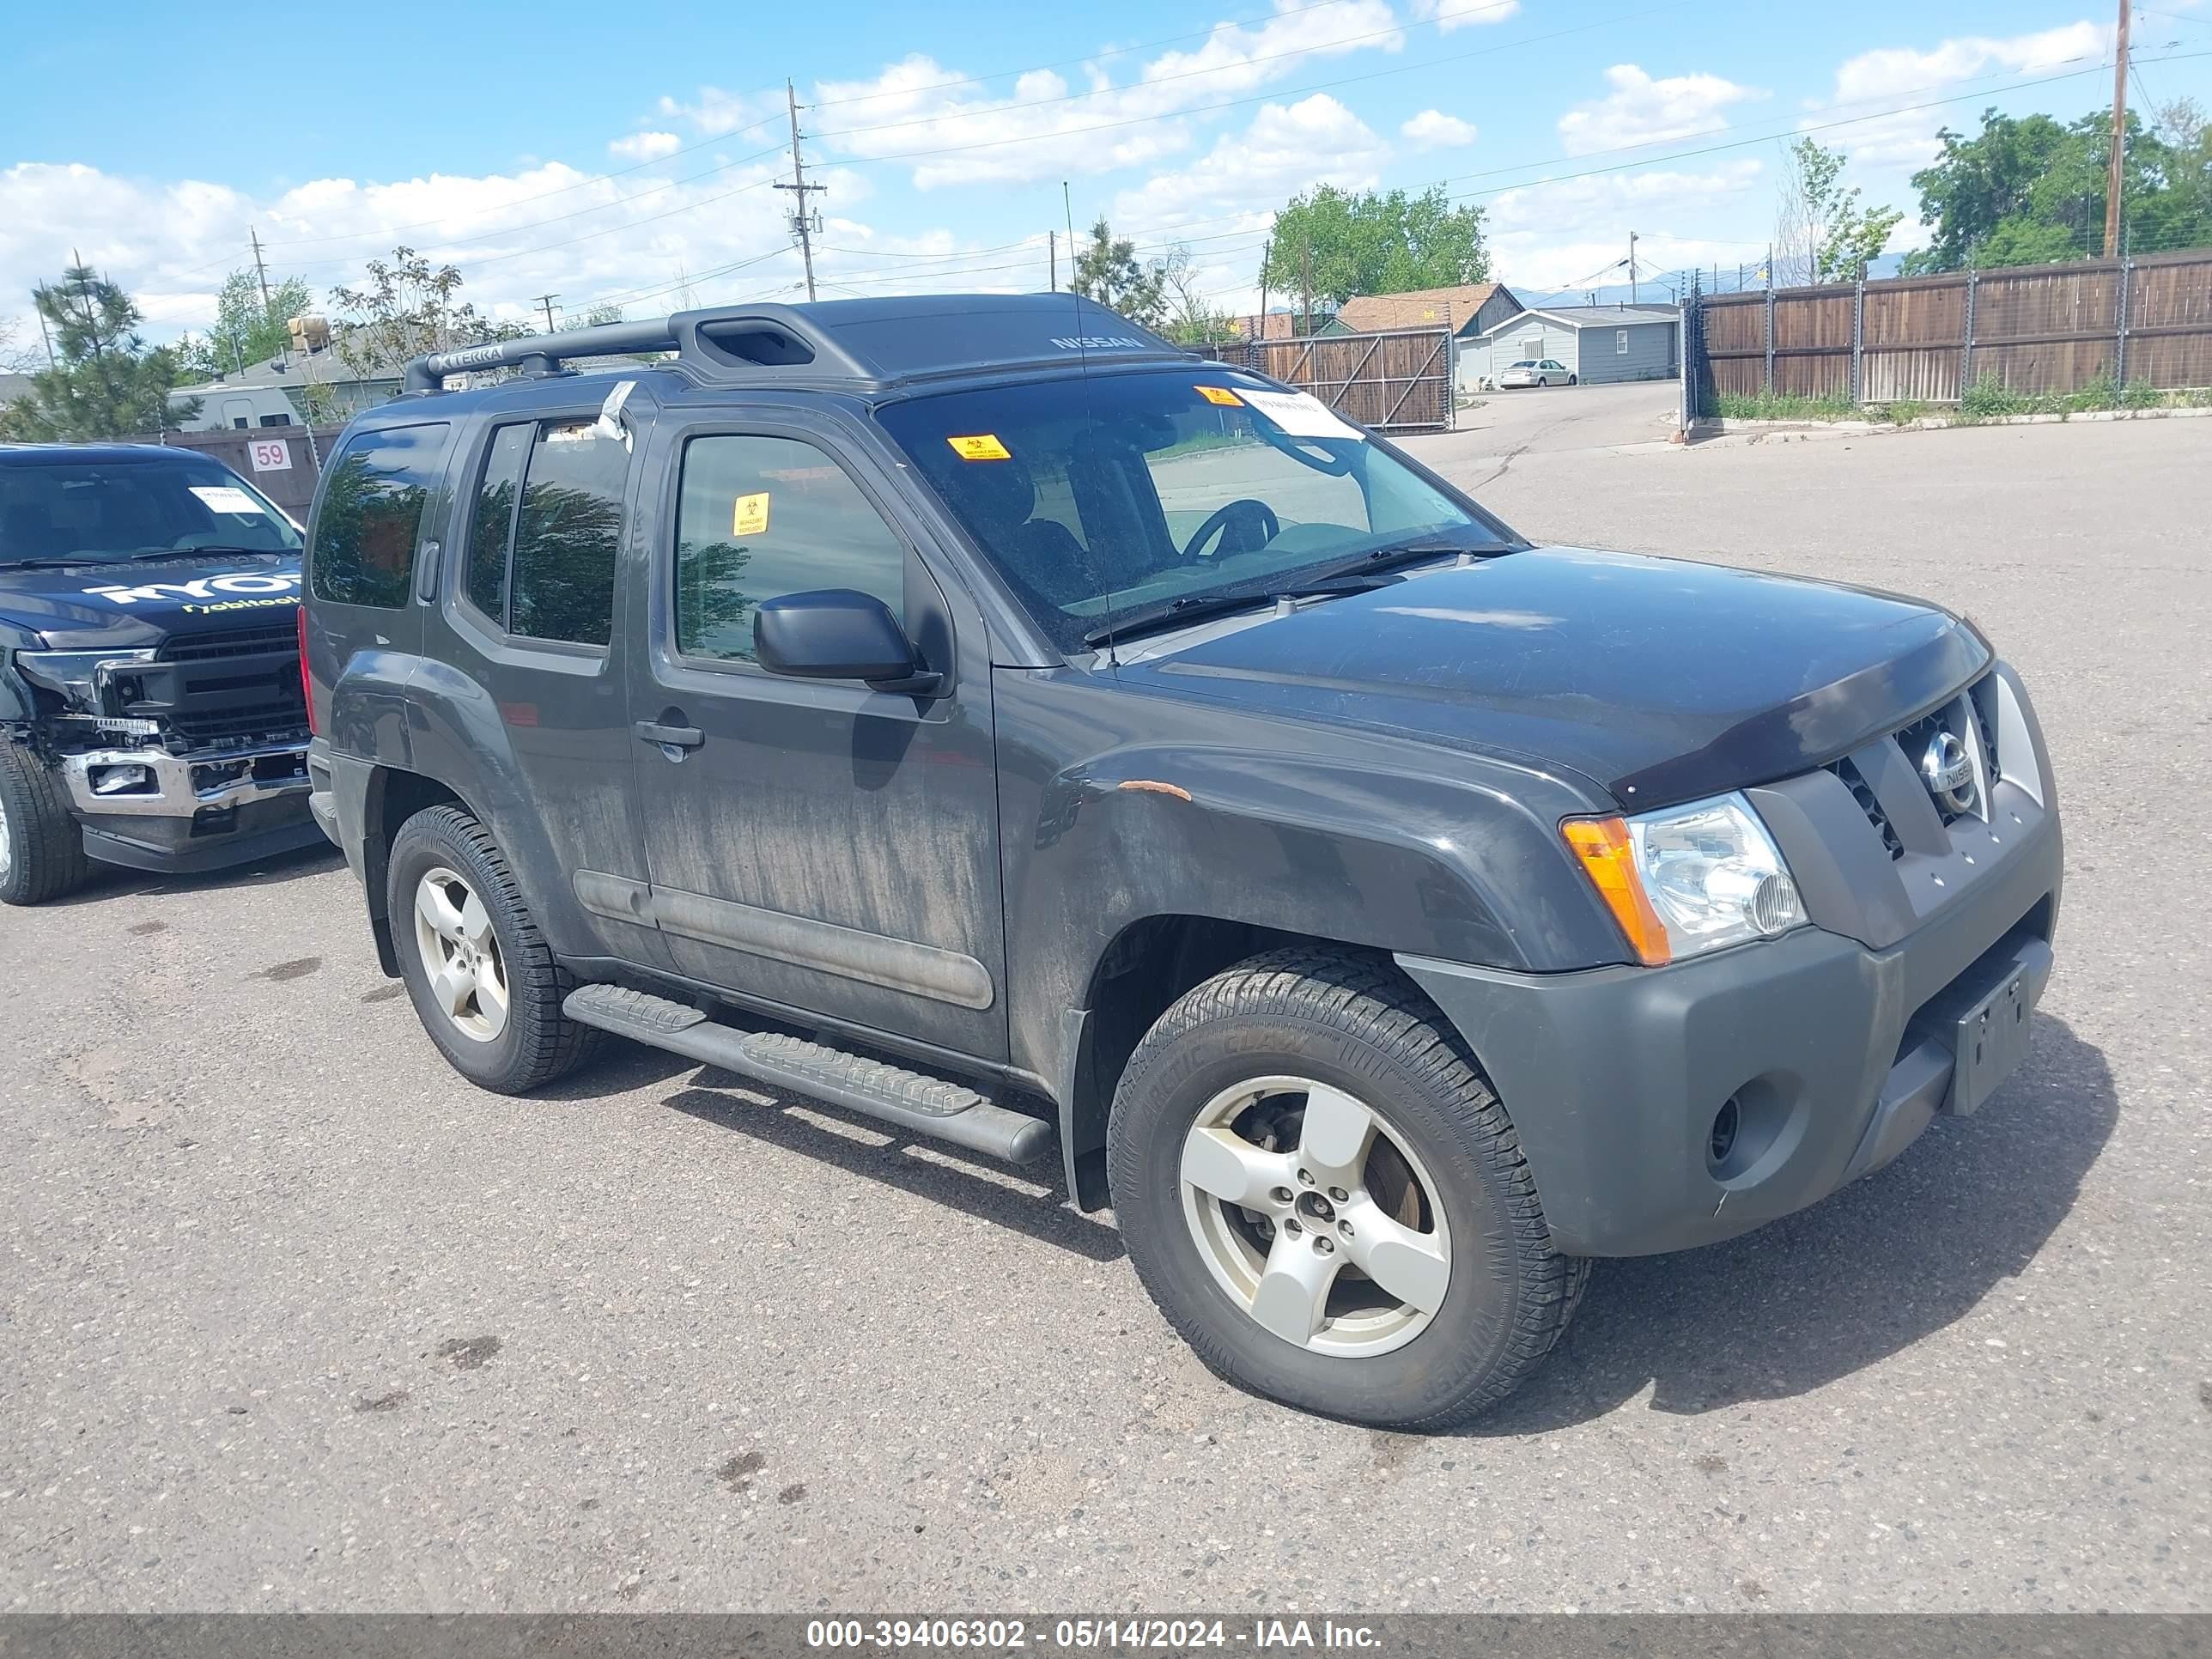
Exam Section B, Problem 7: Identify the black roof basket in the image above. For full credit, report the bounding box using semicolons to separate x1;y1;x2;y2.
402;293;1191;394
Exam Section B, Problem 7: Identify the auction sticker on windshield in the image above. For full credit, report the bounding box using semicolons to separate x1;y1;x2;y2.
188;485;264;514
947;434;1012;461
1238;387;1363;441
1195;385;1244;406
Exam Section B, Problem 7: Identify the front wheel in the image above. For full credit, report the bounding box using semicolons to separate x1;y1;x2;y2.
1108;950;1587;1428
1567;374;1578;386
0;740;92;906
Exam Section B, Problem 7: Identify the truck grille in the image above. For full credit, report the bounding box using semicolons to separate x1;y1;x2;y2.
1828;757;1905;860
136;620;307;750
158;622;299;664
1826;673;2000;855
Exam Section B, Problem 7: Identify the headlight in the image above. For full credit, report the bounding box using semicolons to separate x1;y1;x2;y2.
11;647;158;710
1562;791;1804;965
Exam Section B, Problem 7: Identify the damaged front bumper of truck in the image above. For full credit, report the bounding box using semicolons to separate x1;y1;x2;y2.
59;737;321;872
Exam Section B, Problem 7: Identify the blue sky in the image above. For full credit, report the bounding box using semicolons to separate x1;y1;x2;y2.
4;0;2209;351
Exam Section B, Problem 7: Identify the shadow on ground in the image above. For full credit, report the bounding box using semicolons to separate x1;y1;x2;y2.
45;842;344;908
1466;1012;2116;1431
663;1066;1124;1264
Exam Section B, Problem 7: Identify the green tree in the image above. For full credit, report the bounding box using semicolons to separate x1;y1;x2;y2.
1899;106;2198;272
174;270;317;381
1261;185;1489;313
1071;217;1170;327
1774;138;1904;283
326;246;522;382
0;264;198;441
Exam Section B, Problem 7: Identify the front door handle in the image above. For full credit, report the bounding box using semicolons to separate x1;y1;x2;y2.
633;720;704;750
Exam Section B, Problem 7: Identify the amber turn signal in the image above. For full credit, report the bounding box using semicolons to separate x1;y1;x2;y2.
1560;816;1673;967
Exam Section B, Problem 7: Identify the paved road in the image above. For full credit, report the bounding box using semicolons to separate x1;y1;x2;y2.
1413;380;1680;491
3;416;2209;1613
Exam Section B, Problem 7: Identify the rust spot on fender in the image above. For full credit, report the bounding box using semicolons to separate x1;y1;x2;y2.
1117;780;1192;802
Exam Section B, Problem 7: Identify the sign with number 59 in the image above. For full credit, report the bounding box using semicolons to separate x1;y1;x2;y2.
247;438;293;473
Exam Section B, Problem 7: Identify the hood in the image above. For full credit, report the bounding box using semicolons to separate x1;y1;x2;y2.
0;550;301;650
1115;546;1990;805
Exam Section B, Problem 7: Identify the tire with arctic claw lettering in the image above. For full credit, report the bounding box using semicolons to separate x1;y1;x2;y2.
1108;948;1588;1429
386;804;602;1093
0;738;92;906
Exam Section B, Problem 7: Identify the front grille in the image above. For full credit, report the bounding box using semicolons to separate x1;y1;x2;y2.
1829;756;1905;860
1891;708;1963;825
158;622;299;664
165;698;307;748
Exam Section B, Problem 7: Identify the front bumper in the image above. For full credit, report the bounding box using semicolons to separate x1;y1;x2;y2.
1400;771;2062;1258
62;739;321;873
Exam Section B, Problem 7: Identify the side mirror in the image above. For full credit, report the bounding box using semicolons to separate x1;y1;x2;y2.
753;590;942;695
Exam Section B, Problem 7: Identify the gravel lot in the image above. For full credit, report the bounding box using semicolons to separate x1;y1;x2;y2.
3;404;2208;1613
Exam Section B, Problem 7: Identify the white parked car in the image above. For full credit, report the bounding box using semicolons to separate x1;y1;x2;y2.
1498;358;1576;388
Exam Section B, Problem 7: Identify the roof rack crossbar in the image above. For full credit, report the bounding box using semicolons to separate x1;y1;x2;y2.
405;318;682;392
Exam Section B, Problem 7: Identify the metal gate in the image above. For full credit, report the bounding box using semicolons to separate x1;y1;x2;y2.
1206;325;1455;433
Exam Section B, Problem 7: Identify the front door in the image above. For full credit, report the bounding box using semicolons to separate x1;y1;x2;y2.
623;410;1006;1060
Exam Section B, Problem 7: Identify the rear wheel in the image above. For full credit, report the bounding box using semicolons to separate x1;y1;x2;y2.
0;739;92;906
386;804;601;1093
1109;949;1588;1428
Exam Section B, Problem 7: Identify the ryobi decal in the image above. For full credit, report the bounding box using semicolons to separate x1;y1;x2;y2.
82;571;304;607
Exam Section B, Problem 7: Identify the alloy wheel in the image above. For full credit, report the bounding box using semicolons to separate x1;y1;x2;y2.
410;866;510;1042
1178;1074;1452;1358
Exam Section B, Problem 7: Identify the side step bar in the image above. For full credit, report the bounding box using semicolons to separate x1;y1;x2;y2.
562;984;1055;1167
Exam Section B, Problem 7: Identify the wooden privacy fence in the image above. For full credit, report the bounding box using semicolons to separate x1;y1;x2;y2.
1693;247;2212;406
1206;326;1455;432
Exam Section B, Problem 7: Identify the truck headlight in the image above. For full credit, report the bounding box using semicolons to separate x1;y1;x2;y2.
1562;792;1804;966
11;647;157;711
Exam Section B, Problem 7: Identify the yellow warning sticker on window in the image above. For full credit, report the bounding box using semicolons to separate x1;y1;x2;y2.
732;492;770;537
1195;385;1244;406
946;434;1011;461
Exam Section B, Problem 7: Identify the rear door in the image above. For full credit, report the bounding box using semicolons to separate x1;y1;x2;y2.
419;405;670;968
622;406;1006;1060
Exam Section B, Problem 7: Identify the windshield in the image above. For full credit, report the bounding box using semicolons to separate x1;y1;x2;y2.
0;458;301;569
876;368;1514;652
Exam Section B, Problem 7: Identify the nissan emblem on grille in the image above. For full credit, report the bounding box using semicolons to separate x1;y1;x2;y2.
1921;729;1977;815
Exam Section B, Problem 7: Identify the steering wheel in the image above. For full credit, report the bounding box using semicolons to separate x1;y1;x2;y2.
1182;498;1281;562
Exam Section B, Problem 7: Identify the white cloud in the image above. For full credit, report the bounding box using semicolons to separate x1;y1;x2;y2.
795;0;1403;189
1401;109;1478;150
656;86;776;138
608;131;683;161
1487;160;1766;290
1410;0;1520;30
1557;64;1762;156
1811;22;2107;167
1109;94;1389;232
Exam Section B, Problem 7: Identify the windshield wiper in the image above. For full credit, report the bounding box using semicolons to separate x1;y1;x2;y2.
126;544;283;562
2;557;105;571
1082;588;1285;648
1293;533;1514;589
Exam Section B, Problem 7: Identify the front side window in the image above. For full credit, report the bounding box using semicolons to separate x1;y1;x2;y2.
672;434;907;664
309;423;446;608
458;419;627;645
875;370;1507;653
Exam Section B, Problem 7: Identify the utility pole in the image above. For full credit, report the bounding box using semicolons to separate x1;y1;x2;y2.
249;226;275;320
1048;230;1056;293
1628;231;1639;306
775;78;825;302
31;283;56;368
1300;233;1314;337
2104;0;2130;259
1256;238;1272;341
534;294;561;333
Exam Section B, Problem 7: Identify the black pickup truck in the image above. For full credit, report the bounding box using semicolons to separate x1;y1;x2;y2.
1;443;319;904
302;296;2062;1426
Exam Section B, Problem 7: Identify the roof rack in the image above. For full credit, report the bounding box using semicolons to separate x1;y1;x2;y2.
402;294;1189;395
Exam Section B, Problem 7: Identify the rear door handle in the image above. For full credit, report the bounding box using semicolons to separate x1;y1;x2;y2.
633;720;703;749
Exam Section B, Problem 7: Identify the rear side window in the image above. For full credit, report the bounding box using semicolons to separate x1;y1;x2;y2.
309;423;447;609
459;419;627;646
672;434;907;664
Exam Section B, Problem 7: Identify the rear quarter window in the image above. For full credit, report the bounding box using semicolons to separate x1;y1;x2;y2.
309;423;448;609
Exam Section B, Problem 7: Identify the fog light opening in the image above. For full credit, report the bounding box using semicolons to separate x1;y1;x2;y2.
1708;1097;1741;1168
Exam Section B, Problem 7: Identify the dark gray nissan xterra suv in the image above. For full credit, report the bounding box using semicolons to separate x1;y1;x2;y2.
304;295;2062;1427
